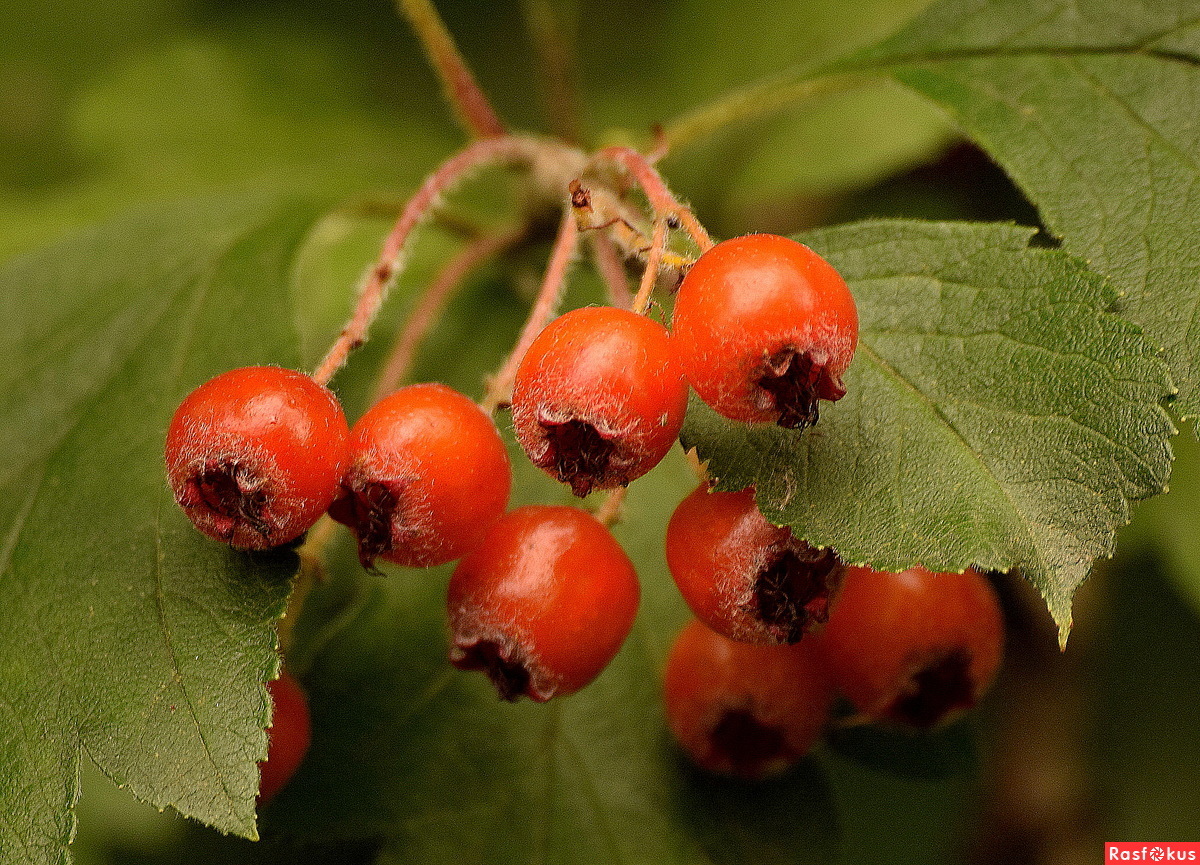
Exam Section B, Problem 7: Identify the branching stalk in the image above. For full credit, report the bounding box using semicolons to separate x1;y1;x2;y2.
480;210;580;413
396;0;507;139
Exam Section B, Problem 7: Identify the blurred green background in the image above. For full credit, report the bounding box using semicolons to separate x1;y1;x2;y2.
3;0;1198;863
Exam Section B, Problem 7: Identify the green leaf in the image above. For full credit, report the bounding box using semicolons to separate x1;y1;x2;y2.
0;193;336;862
846;0;1200;417
681;220;1173;643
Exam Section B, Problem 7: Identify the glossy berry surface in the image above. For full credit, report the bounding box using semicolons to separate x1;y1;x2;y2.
447;505;640;702
666;484;843;646
671;234;858;430
329;383;511;569
664;619;833;779
165;366;350;549
814;565;1004;728
511;306;688;497
259;670;312;807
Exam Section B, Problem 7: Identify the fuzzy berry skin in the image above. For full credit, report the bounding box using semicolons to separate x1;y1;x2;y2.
258;670;312;807
664;619;833;779
165;366;350;549
329;383;511;569
814;565;1004;728
666;484;843;646
511;306;688;497
448;505;640;702
671;234;858;430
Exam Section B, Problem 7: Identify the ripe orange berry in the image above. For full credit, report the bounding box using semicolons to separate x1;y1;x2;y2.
664;619;833;779
666;484;843;645
329;383;511;569
511;306;688;497
814;565;1004;728
447;505;640;701
165;366;349;549
671;234;858;430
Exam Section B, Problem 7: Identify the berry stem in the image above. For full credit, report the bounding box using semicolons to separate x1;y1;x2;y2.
371;224;527;402
589;232;633;308
313;135;581;386
395;0;507;139
481;209;579;413
569;180;694;275
594;487;627;528
594;146;714;253
519;0;582;144
278;516;338;655
631;217;668;314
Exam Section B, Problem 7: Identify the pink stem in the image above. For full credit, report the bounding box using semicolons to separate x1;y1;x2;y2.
590;232;633;308
631;217;668;314
481;210;578;412
371;226;525;402
312;135;548;386
595;146;714;253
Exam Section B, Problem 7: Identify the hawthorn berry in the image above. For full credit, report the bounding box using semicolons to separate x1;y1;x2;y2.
511;305;688;497
165;366;350;549
671;234;858;430
666;483;843;646
664;619;833;779
447;504;640;702
329;383;511;569
813;565;1004;728
259;670;312;807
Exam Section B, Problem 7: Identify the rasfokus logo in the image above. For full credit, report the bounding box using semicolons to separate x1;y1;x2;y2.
1106;843;1200;861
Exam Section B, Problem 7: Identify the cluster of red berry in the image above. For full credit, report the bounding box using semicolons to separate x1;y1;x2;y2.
665;563;1004;779
165;231;999;797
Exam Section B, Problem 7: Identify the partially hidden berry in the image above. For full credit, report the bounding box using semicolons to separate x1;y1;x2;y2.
511;306;688;497
259;670;312;807
666;483;843;646
664;619;833;779
671;234;858;430
329;383;511;569
165;366;349;549
448;505;640;702
813;565;1004;728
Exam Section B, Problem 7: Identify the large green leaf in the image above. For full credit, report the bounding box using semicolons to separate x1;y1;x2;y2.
0;194;338;862
841;0;1200;417
681;220;1173;643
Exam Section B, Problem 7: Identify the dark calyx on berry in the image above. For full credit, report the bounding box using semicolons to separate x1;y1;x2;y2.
755;347;847;431
710;708;790;778
451;639;533;702
179;459;271;541
329;481;401;570
888;648;975;728
538;418;619;497
751;542;842;644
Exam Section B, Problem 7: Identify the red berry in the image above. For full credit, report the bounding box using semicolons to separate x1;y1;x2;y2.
447;505;640;702
329;383;511;569
664;619;833;779
666;484;843;646
813;565;1004;728
259;670;312;807
511;306;688;497
165;366;350;549
671;234;858;430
